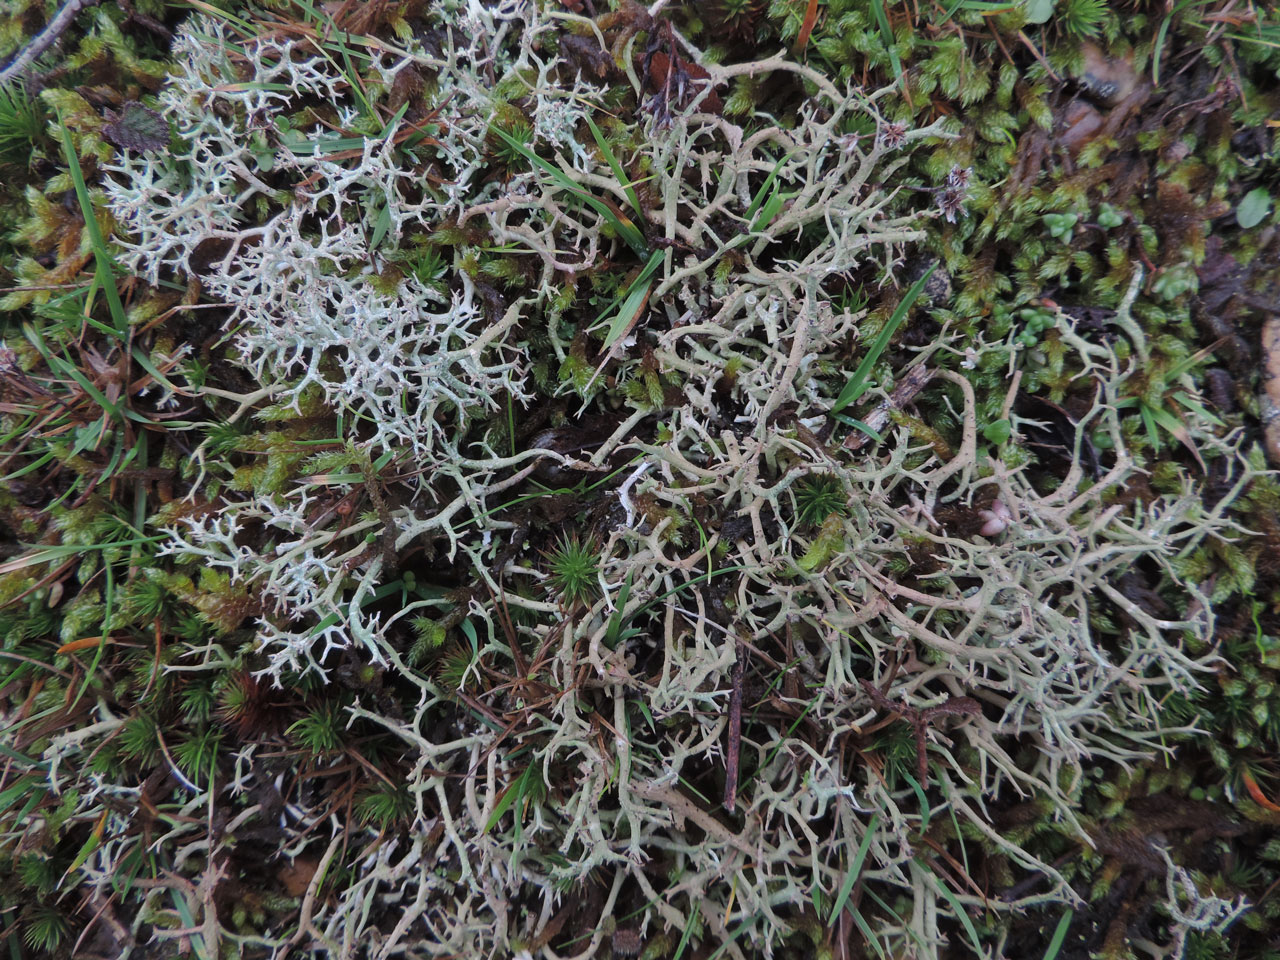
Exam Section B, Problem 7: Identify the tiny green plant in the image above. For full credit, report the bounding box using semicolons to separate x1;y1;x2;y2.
1059;0;1109;39
1043;212;1078;241
16;856;58;897
1017;306;1056;347
832;263;938;438
23;905;70;953
1237;188;1272;229
544;536;601;606
287;704;345;754
983;418;1013;444
118;713;160;766
0;83;43;161
793;475;849;527
489;117;534;170
1151;264;1198;301
173;728;223;787
409;616;449;666
356;781;414;829
1096;203;1124;229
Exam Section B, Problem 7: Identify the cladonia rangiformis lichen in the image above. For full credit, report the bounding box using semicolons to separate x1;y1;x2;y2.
100;2;1250;956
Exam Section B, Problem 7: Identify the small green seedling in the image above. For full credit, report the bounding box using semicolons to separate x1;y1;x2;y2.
1016;306;1056;347
545;535;601;606
1043;212;1078;241
1096;203;1123;229
794;475;849;527
1151;264;1197;301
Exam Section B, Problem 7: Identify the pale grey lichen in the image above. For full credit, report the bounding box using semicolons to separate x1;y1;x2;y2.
93;4;1249;959
105;16;531;460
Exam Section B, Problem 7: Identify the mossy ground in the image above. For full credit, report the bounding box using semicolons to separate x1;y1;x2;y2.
0;1;1277;958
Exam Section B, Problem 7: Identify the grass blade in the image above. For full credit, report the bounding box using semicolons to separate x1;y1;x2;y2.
594;248;664;348
1042;910;1074;960
586;113;644;222
870;0;906;91
1171;391;1226;427
932;870;984;954
671;900;700;960
492;126;648;256
23;322;122;420
849;906;887;958
56;113;129;336
745;150;795;222
830;811;880;925
832;413;885;444
484;762;536;834
604;570;634;649
833;263;937;414
901;771;932;835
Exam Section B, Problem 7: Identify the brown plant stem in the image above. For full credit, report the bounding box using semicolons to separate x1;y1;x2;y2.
0;0;101;85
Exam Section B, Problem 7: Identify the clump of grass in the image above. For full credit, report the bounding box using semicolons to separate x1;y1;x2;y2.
793;474;849;527
287;704;345;755
488;115;534;172
409;616;448;666
0;83;43;162
22;905;69;953
356;781;413;829
544;535;601;606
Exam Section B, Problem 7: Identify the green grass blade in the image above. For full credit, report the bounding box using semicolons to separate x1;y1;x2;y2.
56;114;129;336
930;869;984;955
745;150;795;222
832;413;885;444
901;771;931;834
593;248;664;348
369;201;392;252
381;99;410;138
177;0;257;36
833;263;937;413
1042;910;1074;960
0;742;49;769
602;277;652;349
604;570;634;649
634;564;747;619
1171;391;1226;427
1140;403;1161;453
171;891;209;960
288;136;369;155
585;113;643;222
1227;29;1280;49
751;187;794;231
491;126;648;256
849;906;887;958
484;762;536;834
671;900;700;960
707;914;762;959
2;449;56;482
0;537;162;573
830;811;880;925
0;775;42;816
870;0;906;90
22;322;122;420
130;346;185;396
